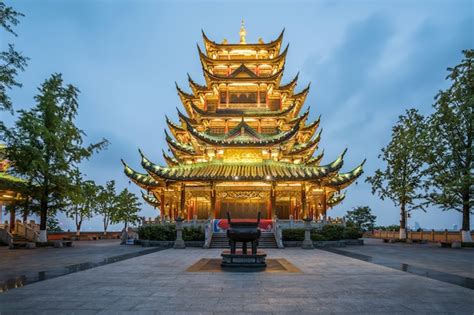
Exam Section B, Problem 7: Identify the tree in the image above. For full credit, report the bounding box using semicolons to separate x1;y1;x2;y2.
0;74;108;241
65;172;98;236
47;216;62;232
0;2;28;113
345;206;376;231
425;50;473;242
96;181;117;235
366;109;428;239
112;188;141;229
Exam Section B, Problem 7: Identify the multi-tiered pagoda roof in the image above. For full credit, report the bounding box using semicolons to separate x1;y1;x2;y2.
123;23;365;219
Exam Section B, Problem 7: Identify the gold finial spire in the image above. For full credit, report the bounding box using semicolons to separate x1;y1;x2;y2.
239;19;247;44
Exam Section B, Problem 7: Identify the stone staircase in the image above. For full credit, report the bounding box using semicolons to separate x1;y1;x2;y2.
10;234;36;249
209;232;278;249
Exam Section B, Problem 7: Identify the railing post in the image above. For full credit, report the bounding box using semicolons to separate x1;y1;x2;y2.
204;218;213;249
273;218;284;249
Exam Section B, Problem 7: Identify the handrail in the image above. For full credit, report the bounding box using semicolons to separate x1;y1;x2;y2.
272;218;284;248
0;227;13;248
204;218;214;248
24;223;39;242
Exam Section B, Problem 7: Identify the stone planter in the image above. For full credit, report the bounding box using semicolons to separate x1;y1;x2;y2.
184;241;205;247
343;239;364;246
139;240;174;248
313;240;346;247
282;241;303;247
138;240;205;248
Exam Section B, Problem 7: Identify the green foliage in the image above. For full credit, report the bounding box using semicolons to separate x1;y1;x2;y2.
137;225;204;242
46;216;62;232
282;225;358;241
94;181;142;233
111;188;141;229
310;230;326;241
0;2;28;112
137;224;176;241
374;225;400;231
425;49;473;232
345;206;376;231
343;226;363;239
319;225;345;241
95;181;117;234
65;172;99;233
366;109;428;231
0;74;108;236
182;226;205;241
282;228;305;241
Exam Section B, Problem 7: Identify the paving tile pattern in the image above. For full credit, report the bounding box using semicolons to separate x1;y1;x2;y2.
0;248;473;314
342;238;474;278
0;240;146;281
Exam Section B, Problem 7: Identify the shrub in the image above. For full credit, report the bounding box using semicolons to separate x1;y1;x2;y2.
310;230;325;241
138;224;205;241
283;226;357;241
343;226;363;239
320;225;345;241
182;226;205;241
282;228;305;241
374;225;400;231
138;224;175;241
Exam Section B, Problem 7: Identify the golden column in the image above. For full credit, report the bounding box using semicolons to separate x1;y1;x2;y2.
180;183;186;219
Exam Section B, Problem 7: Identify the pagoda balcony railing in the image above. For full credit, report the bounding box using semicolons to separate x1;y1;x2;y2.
217;103;268;110
277;217;346;230
141;217;209;228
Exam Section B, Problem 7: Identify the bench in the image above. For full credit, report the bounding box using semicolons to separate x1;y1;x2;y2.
439;241;461;248
439;241;451;248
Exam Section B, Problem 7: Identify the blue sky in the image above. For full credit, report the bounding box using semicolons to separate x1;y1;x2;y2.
1;0;473;231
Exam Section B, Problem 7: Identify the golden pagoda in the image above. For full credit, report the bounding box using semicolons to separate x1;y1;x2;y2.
122;24;365;221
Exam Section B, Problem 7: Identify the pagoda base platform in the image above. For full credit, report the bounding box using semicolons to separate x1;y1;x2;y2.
221;250;267;270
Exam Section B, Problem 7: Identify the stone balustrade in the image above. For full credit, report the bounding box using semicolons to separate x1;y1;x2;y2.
367;229;474;242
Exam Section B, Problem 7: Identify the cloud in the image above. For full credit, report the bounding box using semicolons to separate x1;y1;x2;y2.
8;1;473;230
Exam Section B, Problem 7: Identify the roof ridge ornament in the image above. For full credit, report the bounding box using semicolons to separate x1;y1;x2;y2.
239;20;246;44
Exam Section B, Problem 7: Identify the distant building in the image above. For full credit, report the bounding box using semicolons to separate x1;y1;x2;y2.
414;221;420;231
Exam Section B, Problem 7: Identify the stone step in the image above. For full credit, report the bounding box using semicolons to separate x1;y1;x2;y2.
10;241;36;249
210;233;278;249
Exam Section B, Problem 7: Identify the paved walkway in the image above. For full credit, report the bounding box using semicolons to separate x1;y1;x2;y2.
341;238;474;278
0;247;473;314
0;240;146;282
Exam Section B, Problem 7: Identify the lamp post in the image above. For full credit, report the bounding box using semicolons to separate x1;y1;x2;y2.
174;217;185;249
302;217;314;249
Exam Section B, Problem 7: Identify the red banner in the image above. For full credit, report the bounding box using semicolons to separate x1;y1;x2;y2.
213;219;273;232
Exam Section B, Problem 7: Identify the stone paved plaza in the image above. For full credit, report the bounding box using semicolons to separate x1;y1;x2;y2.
0;244;473;314
339;238;474;278
0;240;148;282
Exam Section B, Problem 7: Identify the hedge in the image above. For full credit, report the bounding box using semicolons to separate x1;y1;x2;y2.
282;225;363;241
137;224;205;241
